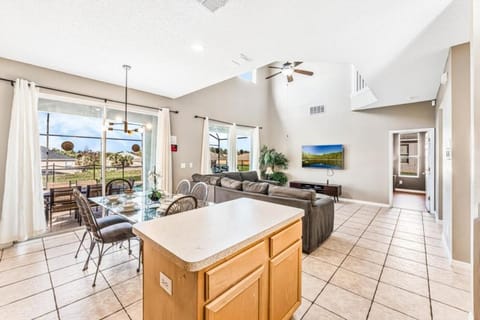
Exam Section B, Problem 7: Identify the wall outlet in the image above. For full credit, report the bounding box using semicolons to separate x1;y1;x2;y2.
399;180;403;185
160;272;172;295
189;162;193;168
180;163;186;169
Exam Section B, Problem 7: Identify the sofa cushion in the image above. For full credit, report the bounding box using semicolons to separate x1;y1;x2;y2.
269;186;316;202
220;177;243;190
240;171;259;182
192;173;211;183
242;181;269;194
223;172;243;181
192;173;222;186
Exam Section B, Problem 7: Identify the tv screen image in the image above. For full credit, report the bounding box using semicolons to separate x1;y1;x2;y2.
302;144;344;169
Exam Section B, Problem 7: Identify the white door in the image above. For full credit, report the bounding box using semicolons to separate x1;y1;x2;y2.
424;129;435;213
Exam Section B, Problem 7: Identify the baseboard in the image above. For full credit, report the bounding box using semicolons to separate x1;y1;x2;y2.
451;258;471;270
394;188;426;194
338;197;390;208
442;232;453;261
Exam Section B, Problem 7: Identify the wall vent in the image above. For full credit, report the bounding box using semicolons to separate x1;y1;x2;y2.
310;105;325;115
197;0;229;12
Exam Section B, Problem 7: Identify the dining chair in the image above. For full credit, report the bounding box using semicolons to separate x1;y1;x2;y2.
105;178;132;195
190;182;208;202
73;189;141;287
164;195;198;216
86;184;103;214
72;189;131;259
48;186;82;228
175;179;191;195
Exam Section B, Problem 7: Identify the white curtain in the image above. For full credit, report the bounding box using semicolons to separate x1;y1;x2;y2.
0;79;46;245
228;123;237;172
200;117;211;174
251;126;260;176
156;108;173;193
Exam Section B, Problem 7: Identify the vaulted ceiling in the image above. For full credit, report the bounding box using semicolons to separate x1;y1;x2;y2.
0;0;470;106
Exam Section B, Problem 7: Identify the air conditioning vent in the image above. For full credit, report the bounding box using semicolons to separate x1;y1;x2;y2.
197;0;229;12
310;105;325;115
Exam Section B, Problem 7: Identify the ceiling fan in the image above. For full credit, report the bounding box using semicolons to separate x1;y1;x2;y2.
265;61;314;82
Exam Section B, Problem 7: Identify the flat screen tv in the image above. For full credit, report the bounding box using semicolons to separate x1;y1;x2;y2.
302;144;344;169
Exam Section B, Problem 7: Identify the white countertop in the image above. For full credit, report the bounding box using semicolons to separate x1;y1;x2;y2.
132;198;304;271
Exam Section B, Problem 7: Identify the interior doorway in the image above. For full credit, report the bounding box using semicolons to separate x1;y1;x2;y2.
389;128;435;213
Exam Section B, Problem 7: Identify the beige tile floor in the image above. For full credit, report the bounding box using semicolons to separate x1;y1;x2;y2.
294;202;472;320
0;202;473;319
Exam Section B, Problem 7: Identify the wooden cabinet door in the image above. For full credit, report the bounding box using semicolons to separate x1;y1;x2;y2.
269;240;302;320
205;266;266;320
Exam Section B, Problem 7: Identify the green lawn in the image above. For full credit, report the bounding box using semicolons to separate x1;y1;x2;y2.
43;168;142;187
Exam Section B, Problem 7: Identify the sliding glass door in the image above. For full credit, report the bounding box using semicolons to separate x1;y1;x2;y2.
38;97;158;192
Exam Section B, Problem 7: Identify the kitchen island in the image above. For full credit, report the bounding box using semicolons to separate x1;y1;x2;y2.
133;197;304;320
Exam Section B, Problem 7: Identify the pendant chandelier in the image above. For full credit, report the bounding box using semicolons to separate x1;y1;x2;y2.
108;64;142;134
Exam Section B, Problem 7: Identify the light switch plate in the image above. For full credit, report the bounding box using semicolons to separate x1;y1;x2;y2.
160;272;172;295
180;163;186;169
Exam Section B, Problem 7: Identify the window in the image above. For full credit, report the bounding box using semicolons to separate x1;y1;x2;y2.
238;69;257;84
38;97;158;191
236;127;252;172
208;123;253;172
209;123;229;173
398;133;419;177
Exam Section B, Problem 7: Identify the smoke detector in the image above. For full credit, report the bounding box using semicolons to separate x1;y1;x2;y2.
197;0;229;12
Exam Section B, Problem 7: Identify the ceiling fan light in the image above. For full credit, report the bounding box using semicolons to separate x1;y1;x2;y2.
282;68;294;76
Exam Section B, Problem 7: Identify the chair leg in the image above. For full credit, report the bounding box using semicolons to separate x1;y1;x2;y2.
83;240;95;271
128;239;131;255
137;239;143;273
75;230;87;258
92;243;104;287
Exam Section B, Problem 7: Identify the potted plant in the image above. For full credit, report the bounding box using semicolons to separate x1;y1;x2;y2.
259;145;289;185
148;166;162;201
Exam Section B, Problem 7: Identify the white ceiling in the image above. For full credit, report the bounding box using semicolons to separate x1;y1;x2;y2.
0;0;470;105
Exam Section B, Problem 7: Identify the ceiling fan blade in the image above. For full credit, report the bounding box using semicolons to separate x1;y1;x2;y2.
293;61;303;67
294;69;314;76
268;66;283;69
265;71;282;80
287;75;294;82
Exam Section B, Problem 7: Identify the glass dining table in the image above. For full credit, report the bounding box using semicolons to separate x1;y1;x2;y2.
89;191;203;224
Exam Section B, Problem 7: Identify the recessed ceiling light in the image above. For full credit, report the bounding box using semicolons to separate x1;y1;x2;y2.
191;44;204;52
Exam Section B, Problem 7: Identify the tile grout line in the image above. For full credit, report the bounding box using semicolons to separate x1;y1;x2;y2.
421;211;434;320
365;206;402;319
299;204;364;319
42;235;61;320
302;205;384;320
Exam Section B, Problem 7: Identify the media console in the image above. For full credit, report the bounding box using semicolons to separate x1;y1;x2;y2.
289;180;342;202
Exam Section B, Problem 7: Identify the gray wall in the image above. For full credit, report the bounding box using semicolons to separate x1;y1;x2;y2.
392;132;426;191
171;67;272;185
0;58;272;217
436;43;471;262
267;62;435;205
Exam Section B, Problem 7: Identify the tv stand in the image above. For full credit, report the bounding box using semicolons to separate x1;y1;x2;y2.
289;181;342;202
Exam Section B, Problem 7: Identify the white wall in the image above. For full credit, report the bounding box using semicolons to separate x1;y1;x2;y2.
267;62;436;204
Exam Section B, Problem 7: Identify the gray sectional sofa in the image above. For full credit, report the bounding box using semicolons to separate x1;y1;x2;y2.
191;171;334;253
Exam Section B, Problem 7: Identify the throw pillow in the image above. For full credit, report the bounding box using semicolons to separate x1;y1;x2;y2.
220;177;243;190
242;181;269;194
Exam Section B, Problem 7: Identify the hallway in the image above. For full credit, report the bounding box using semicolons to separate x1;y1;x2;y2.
393;191;427;212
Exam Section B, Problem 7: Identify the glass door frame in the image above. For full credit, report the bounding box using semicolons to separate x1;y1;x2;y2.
39;92;157;195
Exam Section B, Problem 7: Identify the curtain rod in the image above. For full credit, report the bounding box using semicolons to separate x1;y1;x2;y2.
194;115;262;129
0;77;179;114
